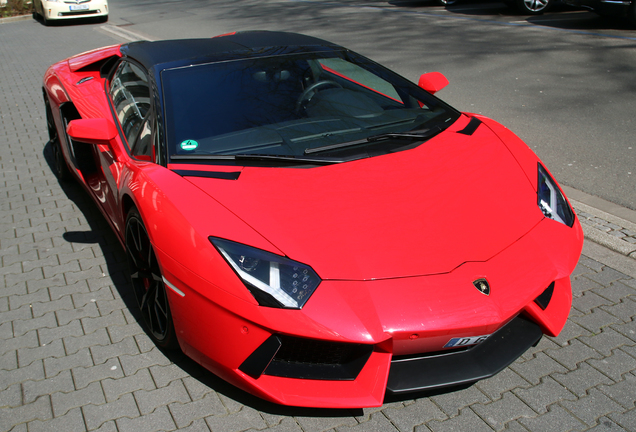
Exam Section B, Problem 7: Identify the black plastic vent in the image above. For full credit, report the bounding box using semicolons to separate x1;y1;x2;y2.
534;282;555;310
239;334;373;381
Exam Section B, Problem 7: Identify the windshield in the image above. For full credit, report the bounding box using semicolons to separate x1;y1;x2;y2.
162;49;460;164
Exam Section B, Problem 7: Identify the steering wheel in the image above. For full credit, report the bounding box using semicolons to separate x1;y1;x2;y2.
295;80;343;113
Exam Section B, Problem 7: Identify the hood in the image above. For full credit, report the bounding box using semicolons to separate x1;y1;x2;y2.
185;123;542;280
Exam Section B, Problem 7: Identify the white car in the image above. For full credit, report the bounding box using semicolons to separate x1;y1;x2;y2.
34;0;108;25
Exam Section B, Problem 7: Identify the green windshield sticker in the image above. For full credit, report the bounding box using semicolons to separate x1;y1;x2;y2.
180;140;198;151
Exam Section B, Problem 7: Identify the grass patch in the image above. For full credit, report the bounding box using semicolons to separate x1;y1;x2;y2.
1;0;34;18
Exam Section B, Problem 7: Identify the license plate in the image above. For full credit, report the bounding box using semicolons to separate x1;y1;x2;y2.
69;4;90;10
444;334;490;348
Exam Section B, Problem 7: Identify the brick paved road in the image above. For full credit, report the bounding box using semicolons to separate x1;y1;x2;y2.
1;18;636;432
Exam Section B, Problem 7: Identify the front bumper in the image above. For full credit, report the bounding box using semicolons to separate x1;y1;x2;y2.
160;216;582;408
42;1;108;20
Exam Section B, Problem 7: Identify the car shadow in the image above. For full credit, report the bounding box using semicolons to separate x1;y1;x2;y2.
42;139;370;416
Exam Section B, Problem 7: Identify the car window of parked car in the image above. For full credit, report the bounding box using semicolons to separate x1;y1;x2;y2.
109;61;151;150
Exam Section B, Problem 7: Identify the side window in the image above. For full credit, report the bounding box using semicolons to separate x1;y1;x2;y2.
109;61;150;149
131;114;155;161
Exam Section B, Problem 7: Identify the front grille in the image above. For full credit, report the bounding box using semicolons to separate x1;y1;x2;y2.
60;10;99;16
274;335;365;365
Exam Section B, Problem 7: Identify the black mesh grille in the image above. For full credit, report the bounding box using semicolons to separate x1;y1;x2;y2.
264;335;373;380
274;335;365;365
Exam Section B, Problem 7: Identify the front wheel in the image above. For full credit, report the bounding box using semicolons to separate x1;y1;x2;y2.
125;208;178;350
517;0;552;14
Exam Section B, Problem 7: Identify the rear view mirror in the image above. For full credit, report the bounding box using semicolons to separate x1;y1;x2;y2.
418;72;449;95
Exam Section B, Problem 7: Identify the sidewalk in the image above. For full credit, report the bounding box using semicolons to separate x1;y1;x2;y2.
1;17;635;432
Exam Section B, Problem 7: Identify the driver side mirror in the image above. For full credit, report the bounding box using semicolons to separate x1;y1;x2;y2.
418;72;449;95
66;118;118;145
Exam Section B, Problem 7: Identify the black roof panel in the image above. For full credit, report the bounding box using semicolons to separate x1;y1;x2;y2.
121;31;341;72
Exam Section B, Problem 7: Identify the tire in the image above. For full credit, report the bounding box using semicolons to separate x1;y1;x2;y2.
44;96;71;181
516;0;552;14
125;208;178;350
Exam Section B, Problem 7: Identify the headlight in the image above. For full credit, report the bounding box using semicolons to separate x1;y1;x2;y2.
210;237;321;309
537;163;574;227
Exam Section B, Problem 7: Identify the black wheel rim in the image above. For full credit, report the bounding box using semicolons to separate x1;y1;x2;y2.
125;216;170;341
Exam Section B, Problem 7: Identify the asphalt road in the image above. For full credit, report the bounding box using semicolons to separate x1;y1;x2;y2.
98;0;636;210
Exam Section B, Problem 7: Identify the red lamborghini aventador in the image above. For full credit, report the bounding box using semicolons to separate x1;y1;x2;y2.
43;31;583;408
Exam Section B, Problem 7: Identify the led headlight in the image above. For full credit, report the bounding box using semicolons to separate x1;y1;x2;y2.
537;163;575;227
210;237;321;309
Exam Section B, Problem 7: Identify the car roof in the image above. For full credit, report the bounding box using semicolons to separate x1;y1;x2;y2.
120;31;342;72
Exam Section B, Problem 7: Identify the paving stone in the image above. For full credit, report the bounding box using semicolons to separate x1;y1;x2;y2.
170;392;226;428
102;368;156;403
546;338;603;370
517;404;586;432
12;311;57;337
595;281;636;303
571;308;621;334
56;301;100;327
293;414;358;432
514;376;576;414
509;352;569;385
589;348;636;381
28;406;87;432
174;418;212;432
246;417;303;432
48;280;90;302
552;362;614;397
588;268;632;286
335;412;399;431
475;367;530;400
82;393;140;431
149;363;192;388
572;291;612;314
81;310;127;335
571;275;604;298
23;369;75;404
183;376;217;401
206;406;268;432
8;288;50;310
44;347;93;378
51;381;106;417
72;358;124;390
105;322;145;344
0;396;53;432
609;408;636;431
472;392;536;431
423;408;494;432
429;385;490;417
580;327;635;356
603;299;636;323
116;405;177;432
561;388;626;426
90;336;140;365
63;328;110;355
38;319;84;345
383;398;447;431
0;360;44;389
0;383;22;409
598;374;636;410
17;338;65;368
118;347;172;376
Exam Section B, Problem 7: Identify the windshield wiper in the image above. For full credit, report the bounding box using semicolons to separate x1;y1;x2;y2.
305;123;449;155
170;154;342;165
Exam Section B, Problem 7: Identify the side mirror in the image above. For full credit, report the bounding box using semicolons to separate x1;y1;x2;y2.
66;118;118;144
418;72;449;95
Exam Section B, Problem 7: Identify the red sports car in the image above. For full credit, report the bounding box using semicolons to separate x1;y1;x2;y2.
43;31;583;408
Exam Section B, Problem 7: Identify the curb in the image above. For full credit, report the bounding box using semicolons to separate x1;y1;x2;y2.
0;13;32;24
563;185;636;261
